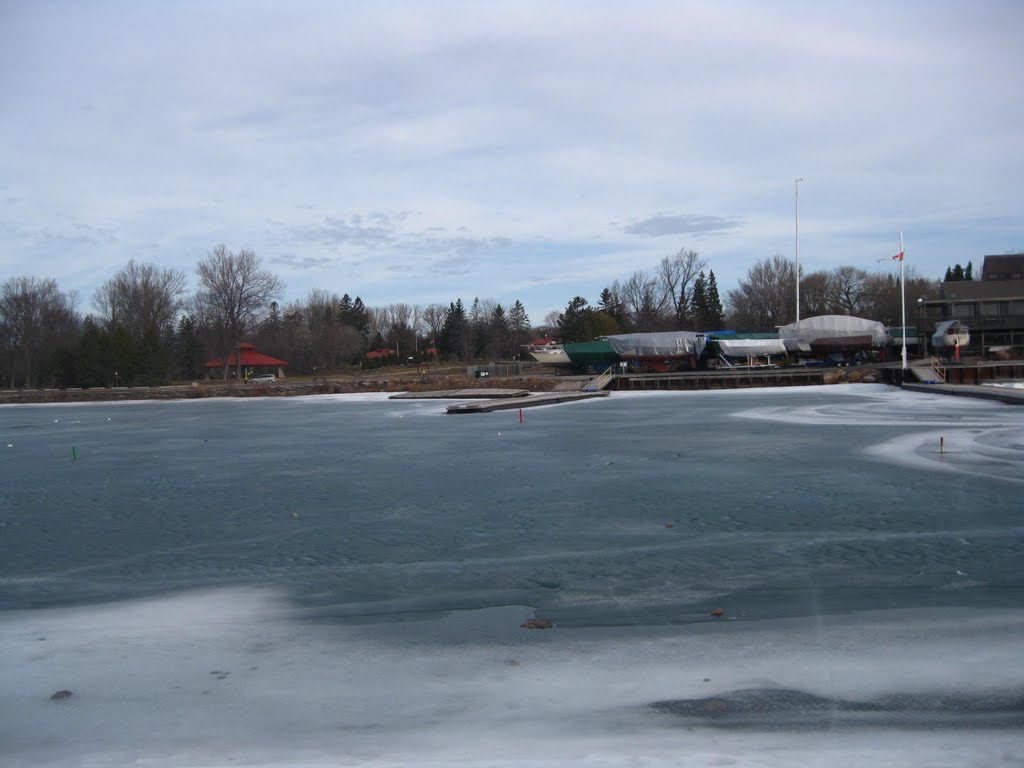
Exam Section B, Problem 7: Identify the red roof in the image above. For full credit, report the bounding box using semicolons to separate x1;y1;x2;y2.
366;348;395;360
203;348;289;368
531;336;556;347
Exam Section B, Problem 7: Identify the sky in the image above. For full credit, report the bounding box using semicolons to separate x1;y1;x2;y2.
1;0;1022;325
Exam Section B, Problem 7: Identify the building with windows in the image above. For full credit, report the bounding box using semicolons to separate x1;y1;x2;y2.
917;254;1024;354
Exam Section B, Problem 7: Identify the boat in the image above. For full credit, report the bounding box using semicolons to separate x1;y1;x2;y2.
525;336;573;369
528;343;572;368
563;339;622;370
931;320;970;349
808;335;874;353
604;331;707;373
778;315;888;354
713;337;788;367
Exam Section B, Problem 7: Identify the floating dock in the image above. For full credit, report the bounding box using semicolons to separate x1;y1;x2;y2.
612;369;827;390
446;391;609;413
902;382;1024;405
389;389;531;400
387;387;609;412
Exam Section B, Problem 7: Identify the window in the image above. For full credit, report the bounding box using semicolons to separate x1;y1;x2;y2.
980;302;1004;317
953;303;975;318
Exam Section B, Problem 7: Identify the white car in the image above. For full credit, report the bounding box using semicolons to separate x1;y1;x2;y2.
248;374;275;384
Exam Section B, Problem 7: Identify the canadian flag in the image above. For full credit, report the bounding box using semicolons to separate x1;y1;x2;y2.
892;250;905;261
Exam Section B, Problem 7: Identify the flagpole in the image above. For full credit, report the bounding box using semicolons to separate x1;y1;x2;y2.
794;178;803;322
900;232;907;370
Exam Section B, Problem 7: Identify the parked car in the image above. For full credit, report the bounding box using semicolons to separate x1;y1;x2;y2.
248;374;275;384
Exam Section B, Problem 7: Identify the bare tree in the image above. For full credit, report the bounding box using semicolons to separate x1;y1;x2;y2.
726;255;797;331
830;266;872;316
93;260;187;339
304;289;362;370
0;276;79;387
799;270;835;317
616;271;670;331
862;269;938;327
372;303;416;353
657;248;706;326
422;304;448;346
195;246;285;380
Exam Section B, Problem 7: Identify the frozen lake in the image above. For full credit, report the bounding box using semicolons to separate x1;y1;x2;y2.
1;384;1022;766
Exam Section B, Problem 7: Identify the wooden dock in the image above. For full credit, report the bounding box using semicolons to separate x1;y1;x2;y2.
613;368;827;391
389;389;531;400
446;391;609;413
902;382;1024;405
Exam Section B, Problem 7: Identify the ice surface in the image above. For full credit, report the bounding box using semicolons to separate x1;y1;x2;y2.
2;386;1023;766
2;590;1023;767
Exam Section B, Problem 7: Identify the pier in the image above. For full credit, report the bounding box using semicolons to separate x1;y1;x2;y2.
446;391;609;413
610;368;828;391
387;387;610;413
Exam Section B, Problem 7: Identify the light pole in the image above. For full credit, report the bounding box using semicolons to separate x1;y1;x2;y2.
794;178;803;322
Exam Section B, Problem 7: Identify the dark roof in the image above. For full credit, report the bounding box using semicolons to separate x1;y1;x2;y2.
982;254;1024;279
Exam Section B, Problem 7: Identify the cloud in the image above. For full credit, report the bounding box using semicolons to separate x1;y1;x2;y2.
275;211;412;249
0;217;117;248
268;253;342;270
622;213;743;238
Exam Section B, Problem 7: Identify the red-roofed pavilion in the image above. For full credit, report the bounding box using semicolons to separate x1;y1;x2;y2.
203;344;289;378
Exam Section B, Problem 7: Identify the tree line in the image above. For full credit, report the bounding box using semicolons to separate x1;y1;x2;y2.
553;249;938;341
0;245;535;388
1;243;946;388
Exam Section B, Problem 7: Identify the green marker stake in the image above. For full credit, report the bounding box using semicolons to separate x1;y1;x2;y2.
72;447;78;461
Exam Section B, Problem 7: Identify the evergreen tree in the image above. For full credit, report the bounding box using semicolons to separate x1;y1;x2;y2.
705;270;725;329
75;317;112;388
136;323;172;385
508;300;530;358
965;261;973;280
690;272;708;330
944;266;954;282
489;304;508;358
952;263;965;281
175;315;202;380
439;299;467;360
597;287;627;328
338;295;369;337
557;296;592;342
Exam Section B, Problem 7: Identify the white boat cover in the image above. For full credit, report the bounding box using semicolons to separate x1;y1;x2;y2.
606;331;707;358
777;315;888;350
717;338;788;357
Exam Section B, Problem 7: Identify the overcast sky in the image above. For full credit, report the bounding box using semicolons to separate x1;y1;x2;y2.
2;0;1022;323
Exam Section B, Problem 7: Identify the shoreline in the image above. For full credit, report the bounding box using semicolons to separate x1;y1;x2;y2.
0;373;566;406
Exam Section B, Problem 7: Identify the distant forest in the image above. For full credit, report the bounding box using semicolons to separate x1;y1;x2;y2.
1;245;943;388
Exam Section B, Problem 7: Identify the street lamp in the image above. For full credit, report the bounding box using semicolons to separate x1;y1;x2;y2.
794;178;803;322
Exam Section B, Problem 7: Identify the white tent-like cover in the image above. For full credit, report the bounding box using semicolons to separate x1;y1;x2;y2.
777;315;888;351
717;338;788;357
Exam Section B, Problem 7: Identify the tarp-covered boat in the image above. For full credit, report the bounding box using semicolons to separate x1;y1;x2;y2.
777;315;888;352
605;332;707;372
563;339;621;369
